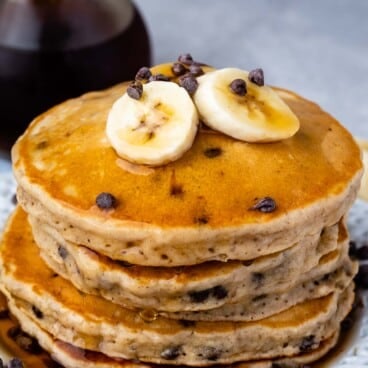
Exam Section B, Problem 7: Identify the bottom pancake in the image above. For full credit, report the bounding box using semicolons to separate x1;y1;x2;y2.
0;207;356;366
4;296;340;368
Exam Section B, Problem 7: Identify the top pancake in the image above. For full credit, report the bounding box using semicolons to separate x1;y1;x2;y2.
11;63;362;261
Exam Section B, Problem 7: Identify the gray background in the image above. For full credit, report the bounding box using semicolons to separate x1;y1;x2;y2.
135;0;368;137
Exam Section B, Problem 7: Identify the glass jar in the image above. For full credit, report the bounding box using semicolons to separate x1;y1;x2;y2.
0;0;151;148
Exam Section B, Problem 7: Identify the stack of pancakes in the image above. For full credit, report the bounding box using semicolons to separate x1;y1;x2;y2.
0;64;363;368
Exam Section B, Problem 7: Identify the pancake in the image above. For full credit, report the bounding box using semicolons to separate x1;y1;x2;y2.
4;300;340;368
11;62;363;266
0;207;355;366
163;255;357;322
30;214;341;312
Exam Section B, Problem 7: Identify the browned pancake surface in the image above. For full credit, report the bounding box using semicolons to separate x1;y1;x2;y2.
12;64;362;229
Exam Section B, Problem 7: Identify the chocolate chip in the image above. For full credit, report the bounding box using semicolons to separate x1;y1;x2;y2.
178;53;194;65
299;335;315;353
204;147;222;158
250;197;277;213
355;264;368;289
170;184;183;196
189;286;227;303
116;260;134;268
212;285;228;300
179;74;198;95
202;346;221;361
249;68;264;86
149;74;170;82
194;216;209;225
252;294;267;302
189;289;211;303
189;63;204;76
8;326;21;339
229;79;247;96
8;358;24;368
252;272;265;284
57;245;68;260
172;62;188;76
356;245;368;260
10;328;42;354
96;192;117;210
127;81;143;100
36;141;48;150
160;346;182;360
178;320;196;328
243;260;254;267
135;66;152;81
32;305;43;319
11;194;18;205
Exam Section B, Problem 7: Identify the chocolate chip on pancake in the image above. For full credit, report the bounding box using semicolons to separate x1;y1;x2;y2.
250;197;277;213
189;63;204;76
95;192;117;210
172;62;188;76
179;74;198;95
149;73;170;82
178;53;194;65
204;147;222;158
135;66;152;81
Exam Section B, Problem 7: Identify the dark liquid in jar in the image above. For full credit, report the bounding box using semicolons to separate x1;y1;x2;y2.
0;0;151;149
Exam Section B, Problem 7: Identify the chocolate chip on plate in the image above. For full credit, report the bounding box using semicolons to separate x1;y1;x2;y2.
230;78;247;96
135;66;152;81
248;68;264;86
96;192;117;210
250;197;277;213
127;81;143;100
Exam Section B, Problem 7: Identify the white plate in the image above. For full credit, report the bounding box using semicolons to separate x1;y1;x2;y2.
0;171;368;366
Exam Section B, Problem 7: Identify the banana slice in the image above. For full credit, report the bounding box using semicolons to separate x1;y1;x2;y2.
355;138;368;201
193;68;300;142
106;81;198;166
